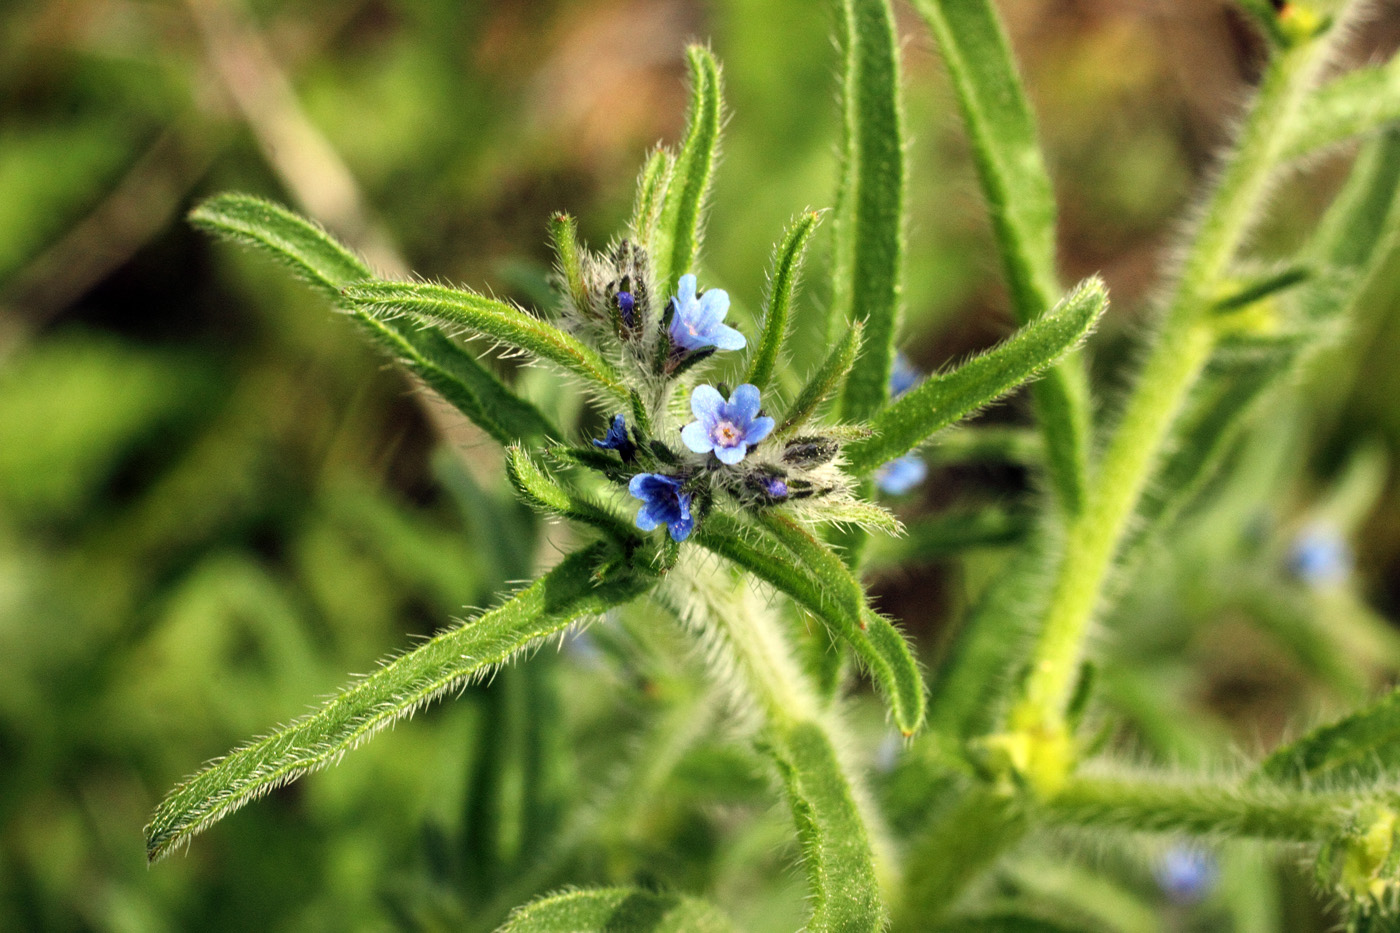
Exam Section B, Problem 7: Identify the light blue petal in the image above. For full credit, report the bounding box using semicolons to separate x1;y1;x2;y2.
676;274;697;306
680;421;713;453
635;506;661;531
745;415;775;446
711;323;747;351
690;384;725;422
628;473;655;498
731;384;762;420
876;456;927;495
698;287;729;320
715;443;747;465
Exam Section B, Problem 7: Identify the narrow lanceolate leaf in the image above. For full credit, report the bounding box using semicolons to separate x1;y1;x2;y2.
694;513;923;735
630;148;673;244
776;320;862;438
191;193;555;443
747;210;824;392
343;281;630;402
144;544;651;863
651;46;722;298
766;720;886;933
832;0;906;423
911;0;1092;513
505;446;639;545
845;278;1107;475
759;513;925;734
500;887;734;933
356;319;557;444
1256;686;1400;790
548;212;589;316
189;193;372;299
1283;57;1400;163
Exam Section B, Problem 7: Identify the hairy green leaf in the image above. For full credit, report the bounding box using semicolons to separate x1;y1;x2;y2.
844;278;1107;475
747;210;824;392
631;148;673;244
776;320;862;438
911;0;1091;513
549;212;590;317
343;281;630;402
651;46;722;298
145;544;651;863
191;193;556;443
693;512;922;734
1256;686;1400;789
766;720;886;933
832;0;907;423
189;192;372;299
757;512;925;735
499;887;734;933
1283;57;1400;163
505;446;639;545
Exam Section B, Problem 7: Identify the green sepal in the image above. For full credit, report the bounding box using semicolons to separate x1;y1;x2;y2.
844;278;1107;475
747;210;824;392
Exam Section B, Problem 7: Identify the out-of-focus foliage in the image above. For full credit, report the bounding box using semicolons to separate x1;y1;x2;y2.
7;1;1400;932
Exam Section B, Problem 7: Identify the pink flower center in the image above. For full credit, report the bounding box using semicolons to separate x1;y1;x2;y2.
715;421;742;446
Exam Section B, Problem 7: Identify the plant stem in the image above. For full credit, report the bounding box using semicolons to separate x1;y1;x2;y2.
1045;773;1367;841
1013;24;1340;751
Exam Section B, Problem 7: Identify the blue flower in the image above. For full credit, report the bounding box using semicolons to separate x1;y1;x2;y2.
875;454;927;495
681;384;775;465
628;473;695;542
668;274;746;352
617;290;637;329
890;352;922;399
1155;846;1217;904
1287;522;1352;587
593;413;636;462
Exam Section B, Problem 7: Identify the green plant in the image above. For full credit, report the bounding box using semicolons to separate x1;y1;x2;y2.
144;1;1400;929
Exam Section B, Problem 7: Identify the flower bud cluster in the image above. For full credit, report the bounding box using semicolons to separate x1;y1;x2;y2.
564;242;857;543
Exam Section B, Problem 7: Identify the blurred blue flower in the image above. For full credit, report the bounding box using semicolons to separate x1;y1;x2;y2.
890;352;922;399
628;473;694;542
593;413;636;462
1287;522;1352;587
876;454;928;496
616;290;637;328
682;384;775;465
1155;846;1217;904
668;274;745;352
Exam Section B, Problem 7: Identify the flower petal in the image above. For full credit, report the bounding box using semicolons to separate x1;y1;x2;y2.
710;323;747;351
680;421;713;454
698;287;729;320
714;443;747;465
635;505;661;531
744;415;775;446
676;274;697;306
690;384;726;422
730;384;762;420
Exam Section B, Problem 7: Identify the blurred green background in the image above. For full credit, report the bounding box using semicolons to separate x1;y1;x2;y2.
5;1;1400;929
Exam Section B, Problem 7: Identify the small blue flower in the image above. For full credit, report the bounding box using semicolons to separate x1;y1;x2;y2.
876;454;927;495
681;384;775;465
890;352;922;399
628;473;695;542
616;290;637;329
1287;522;1352;587
1155;846;1217;904
668;274;746;352
593;413;637;462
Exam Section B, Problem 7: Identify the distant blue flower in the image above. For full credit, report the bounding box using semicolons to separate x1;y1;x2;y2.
760;476;789;499
593;413;636;462
628;473;695;542
1287;522;1352;587
668;274;745;352
876;454;927;495
890;352;922;399
681;384;775;465
1155;846;1217;904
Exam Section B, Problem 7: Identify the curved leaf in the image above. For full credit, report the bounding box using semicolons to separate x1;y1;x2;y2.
499;887;734;933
